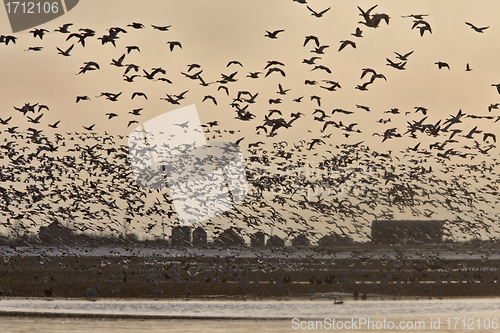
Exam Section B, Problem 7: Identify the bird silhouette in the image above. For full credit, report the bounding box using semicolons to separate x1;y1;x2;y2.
394;51;414;61
54;23;73;33
412;20;432;36
167;41;182;51
0;35;17;45
311;45;329;54
351;27;363;37
339;40;356;51
265;30;284;38
152;25;171;31
302;56;321;65
358;5;390;28
131;92;147;100
126;46;140;53
465;22;489;33
30;28;49;39
76;96;91;103
435;62;450;70
56;44;74;56
307;6;330;18
127;22;145;29
304;35;320;47
48;121;60;128
111;54;126;67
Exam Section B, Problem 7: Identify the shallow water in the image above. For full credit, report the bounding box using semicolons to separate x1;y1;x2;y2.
0;298;499;332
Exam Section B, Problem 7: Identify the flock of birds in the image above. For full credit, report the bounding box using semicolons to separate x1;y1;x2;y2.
0;247;498;299
0;1;499;247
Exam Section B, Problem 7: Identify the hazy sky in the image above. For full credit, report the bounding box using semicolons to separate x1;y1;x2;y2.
1;1;499;136
0;0;499;241
1;1;499;140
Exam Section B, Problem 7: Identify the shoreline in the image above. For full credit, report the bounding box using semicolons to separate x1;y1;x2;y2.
0;310;293;321
0;297;498;321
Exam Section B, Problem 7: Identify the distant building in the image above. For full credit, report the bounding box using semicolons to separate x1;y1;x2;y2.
266;235;285;249
171;226;191;247
214;228;245;247
250;231;266;249
318;233;353;248
39;221;74;244
291;234;310;248
192;227;207;247
371;220;446;244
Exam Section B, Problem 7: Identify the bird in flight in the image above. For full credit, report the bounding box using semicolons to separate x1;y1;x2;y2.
0;35;17;45
307;138;325;150
351;27;363;37
131;92;147;100
356;104;370;112
492;84;500;94
412;20;432;36
266;67;286;77
202;95;217;105
0;116;12;125
483;133;496;143
338;40;356;51
56;44;74;56
97;92;122;101
227;60;243;67
30;28;49;39
48;120;60;128
355;82;371;91
77;61;100;74
312;65;331;73
465;22;489;33
123;74;140;82
307;6;330;18
76;96;91;103
415;106;428;115
128;120;139;127
303;56;321;65
247;72;262;78
358;5;390;28
394;51;414;61
66;32;89;47
304;35;320;47
402;14;429;19
129;108;143;115
83;124;95;131
435;62;450;70
386;58;407;70
27;114;43;123
264;60;285;69
265;30;284;39
54;23;73;33
111;54;126;67
167;41;182;51
126;46;140;53
152;25;171;31
488;103;500;112
311;45;329;54
127;22;145;29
